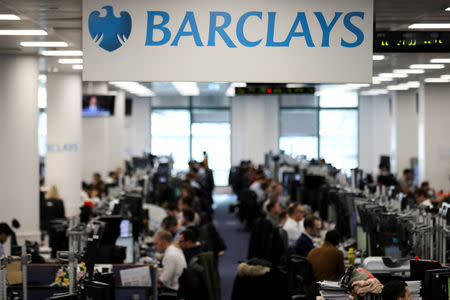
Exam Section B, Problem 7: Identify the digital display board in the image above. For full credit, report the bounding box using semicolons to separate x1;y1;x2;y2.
235;87;315;95
374;31;450;52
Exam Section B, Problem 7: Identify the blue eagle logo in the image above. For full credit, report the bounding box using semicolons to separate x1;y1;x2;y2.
88;6;132;52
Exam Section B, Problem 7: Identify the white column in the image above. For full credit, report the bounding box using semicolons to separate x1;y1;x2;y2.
358;95;392;175
46;73;82;217
417;79;426;185
391;90;418;176
108;90;125;171
418;82;450;190
124;97;151;158
231;95;279;165
0;55;40;242
81;83;125;181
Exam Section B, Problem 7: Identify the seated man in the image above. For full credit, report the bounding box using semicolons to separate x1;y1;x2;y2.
161;215;185;243
154;230;187;292
179;228;203;265
307;230;345;281
295;215;321;257
382;280;411;300
283;202;304;246
415;188;433;209
266;200;281;227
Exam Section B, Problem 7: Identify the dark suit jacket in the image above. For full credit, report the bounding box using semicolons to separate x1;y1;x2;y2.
294;233;314;257
307;242;345;281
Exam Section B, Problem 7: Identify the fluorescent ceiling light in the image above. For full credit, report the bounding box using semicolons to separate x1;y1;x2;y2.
58;58;83;64
424;78;449;83
379;73;408;78
409;23;450;29
373;55;385;61
172;82;200;96
387;85;409;91
21;41;68;47
0;14;20;20
393;69;425;74
109;81;154;97
346;84;370;89
72;65;83;70
373;76;393;82
0;29;47;36
286;84;304;88
410;64;444;69
430;58;450;63
360;89;388;96
226;83;247;96
41;50;82;56
440;75;450;80
446;7;450;11
405;81;420;88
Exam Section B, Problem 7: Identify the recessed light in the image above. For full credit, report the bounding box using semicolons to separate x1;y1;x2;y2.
409;24;450;29
58;58;83;64
109;82;154;97
379;73;408;78
446;7;450;11
424;78;449;83
0;14;20;20
387;85;409;91
405;81;420;88
360;89;388;96
346;84;370;89
373;55;385;61
393;69;425;74
430;58;450;63
373;76;393;82
0;29;47;35
172;82;200;96
21;41;68;47
410;64;445;69
41;50;83;56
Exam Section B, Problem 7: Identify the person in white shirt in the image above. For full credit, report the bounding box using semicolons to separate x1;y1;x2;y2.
283;202;305;246
250;176;268;204
154;230;187;291
415;188;434;209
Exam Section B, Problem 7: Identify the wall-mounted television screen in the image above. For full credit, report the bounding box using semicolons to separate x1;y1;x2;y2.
125;98;132;116
82;95;115;117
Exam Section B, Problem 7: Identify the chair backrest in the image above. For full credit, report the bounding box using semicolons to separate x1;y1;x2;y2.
287;254;316;297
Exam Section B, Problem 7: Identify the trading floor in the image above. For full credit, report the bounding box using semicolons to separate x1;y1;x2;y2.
1;0;450;300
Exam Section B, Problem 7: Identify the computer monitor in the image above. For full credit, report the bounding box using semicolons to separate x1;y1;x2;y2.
356;225;367;253
116;236;134;264
85;281;112;299
410;259;443;281
119;219;133;238
423;269;450;300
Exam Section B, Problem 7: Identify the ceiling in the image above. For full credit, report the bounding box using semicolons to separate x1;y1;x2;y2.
1;0;450;95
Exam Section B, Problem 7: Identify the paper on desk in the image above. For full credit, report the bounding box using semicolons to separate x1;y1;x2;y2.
120;266;152;287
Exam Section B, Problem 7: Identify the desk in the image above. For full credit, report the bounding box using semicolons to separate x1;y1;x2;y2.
7;264;157;300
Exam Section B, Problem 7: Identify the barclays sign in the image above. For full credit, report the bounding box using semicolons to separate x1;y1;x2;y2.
83;0;373;83
144;11;365;49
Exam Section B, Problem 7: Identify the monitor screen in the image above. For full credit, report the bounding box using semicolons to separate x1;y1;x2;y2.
116;237;134;264
82;95;115;117
120;219;132;238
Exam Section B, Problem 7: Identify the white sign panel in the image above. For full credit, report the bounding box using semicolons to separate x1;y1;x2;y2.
83;0;373;83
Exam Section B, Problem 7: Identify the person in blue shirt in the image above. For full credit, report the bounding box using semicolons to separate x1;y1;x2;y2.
295;215;321;257
0;223;13;257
